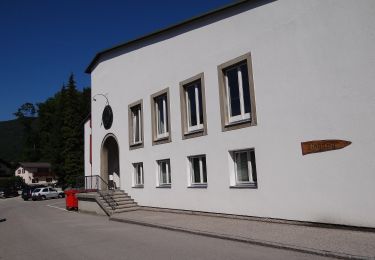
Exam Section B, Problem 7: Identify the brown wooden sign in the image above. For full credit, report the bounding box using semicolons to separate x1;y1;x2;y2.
301;140;351;155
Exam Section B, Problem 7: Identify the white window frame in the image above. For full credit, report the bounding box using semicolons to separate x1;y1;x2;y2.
133;163;144;187
157;159;171;187
188;155;207;187
185;83;203;132
229;148;257;188
131;105;142;145
233;150;253;184
225;64;251;123
155;95;169;139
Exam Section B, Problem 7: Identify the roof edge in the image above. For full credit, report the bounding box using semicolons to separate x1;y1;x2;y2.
85;0;254;74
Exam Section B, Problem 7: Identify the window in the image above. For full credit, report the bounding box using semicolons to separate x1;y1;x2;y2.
229;149;257;188
180;73;207;139
188;155;207;187
128;100;144;149
32;178;39;184
218;53;257;131
133;163;144;187
46;178;52;182
22;168;25;173
157;159;171;187
151;88;171;145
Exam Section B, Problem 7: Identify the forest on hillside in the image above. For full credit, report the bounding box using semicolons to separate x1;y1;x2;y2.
4;74;91;185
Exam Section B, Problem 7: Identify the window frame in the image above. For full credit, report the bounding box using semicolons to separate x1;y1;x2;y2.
128;99;144;150
156;159;171;188
151;88;172;145
218;53;257;132
187;154;207;188
229;148;258;189
179;73;208;139
132;162;144;188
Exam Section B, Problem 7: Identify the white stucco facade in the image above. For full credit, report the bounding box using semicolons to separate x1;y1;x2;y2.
86;0;375;228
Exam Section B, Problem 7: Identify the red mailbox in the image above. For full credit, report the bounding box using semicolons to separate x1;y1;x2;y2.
64;190;79;211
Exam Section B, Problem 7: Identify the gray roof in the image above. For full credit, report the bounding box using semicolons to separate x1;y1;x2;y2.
19;162;51;168
85;0;273;73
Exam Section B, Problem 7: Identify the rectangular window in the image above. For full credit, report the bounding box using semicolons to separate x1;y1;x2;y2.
179;73;207;139
157;159;171;187
46;178;52;182
128;100;144;149
218;53;257;131
133;163;144;187
151;88;171;145
188;155;207;187
230;149;257;188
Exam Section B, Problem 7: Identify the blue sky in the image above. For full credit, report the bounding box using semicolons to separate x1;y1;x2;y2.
0;0;234;121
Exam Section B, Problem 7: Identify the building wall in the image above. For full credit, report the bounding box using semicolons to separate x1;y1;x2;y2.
88;0;375;227
84;119;92;178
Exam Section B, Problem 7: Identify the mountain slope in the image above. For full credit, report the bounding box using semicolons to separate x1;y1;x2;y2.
0;119;26;162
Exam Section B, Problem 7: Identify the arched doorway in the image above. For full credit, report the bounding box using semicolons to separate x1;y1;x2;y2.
100;134;120;190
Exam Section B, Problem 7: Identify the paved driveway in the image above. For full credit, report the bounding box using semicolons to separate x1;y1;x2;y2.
0;197;329;260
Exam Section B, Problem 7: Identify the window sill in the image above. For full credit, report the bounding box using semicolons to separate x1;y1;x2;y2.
182;128;206;140
187;184;207;188
223;118;254;132
230;183;257;189
129;142;144;150
153;135;171;145
132;185;144;188
156;184;171;188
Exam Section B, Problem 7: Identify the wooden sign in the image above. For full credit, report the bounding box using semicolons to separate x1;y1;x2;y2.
301;140;351;155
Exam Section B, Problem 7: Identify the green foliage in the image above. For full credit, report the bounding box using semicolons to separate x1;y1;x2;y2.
11;74;91;185
0;119;32;162
0;176;24;189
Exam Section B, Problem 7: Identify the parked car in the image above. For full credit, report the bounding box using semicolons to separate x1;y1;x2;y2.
31;187;59;200
22;185;45;201
0;187;19;198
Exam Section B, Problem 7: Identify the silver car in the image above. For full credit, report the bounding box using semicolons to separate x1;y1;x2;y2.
31;187;59;200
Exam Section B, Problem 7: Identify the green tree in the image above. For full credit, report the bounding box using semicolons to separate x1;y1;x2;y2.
13;103;40;161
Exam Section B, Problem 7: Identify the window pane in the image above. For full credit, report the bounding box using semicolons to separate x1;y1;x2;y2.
161;162;167;183
192;157;200;183
226;68;241;117
156;97;165;134
198;84;204;125
202;157;207;183
236;152;249;182
240;64;251;114
187;86;197;127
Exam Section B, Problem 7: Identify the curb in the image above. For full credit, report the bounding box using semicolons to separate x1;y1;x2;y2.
110;216;370;260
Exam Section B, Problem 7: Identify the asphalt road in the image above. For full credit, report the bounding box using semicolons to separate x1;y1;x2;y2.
0;197;329;260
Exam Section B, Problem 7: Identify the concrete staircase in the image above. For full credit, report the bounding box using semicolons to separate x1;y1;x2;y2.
98;190;139;215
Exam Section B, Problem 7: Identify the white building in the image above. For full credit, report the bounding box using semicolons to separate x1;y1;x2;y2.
84;0;375;228
15;162;57;186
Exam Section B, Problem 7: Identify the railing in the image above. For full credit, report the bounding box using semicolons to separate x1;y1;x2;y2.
77;175;118;210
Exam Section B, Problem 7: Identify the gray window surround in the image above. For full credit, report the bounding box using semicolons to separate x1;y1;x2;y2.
217;53;257;132
150;88;172;145
128;99;144;150
229;148;258;189
179;73;208;140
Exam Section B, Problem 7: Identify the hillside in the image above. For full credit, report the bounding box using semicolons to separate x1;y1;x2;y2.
0;118;29;162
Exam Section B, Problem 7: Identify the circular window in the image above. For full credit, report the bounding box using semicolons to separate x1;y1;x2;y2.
102;105;113;130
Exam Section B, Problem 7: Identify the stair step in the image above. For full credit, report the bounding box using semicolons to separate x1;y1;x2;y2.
113;207;139;213
116;200;134;205
115;203;137;209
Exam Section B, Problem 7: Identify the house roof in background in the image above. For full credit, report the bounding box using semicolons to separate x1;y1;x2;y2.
19;162;51;168
85;0;270;73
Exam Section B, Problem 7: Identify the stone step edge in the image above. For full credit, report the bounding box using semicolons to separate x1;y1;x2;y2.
109;217;368;260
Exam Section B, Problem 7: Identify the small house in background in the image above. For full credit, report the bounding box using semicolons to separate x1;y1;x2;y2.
0;158;12;178
15;162;57;185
